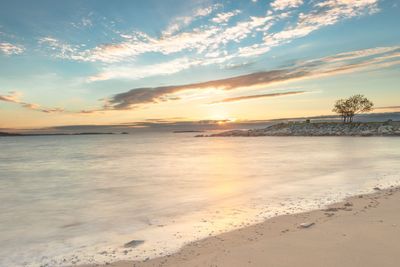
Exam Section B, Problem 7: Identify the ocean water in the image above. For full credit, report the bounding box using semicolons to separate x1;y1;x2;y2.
1;133;400;266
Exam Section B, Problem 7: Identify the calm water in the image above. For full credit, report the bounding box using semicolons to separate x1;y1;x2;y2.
1;133;400;266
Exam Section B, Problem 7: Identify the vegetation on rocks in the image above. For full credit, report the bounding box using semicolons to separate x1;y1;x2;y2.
333;95;374;123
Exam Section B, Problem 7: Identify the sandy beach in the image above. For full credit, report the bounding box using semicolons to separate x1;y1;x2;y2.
91;186;400;267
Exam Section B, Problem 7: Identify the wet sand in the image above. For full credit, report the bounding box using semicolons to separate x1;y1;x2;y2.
91;186;400;267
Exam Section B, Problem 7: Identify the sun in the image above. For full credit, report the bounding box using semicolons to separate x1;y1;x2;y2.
217;117;237;125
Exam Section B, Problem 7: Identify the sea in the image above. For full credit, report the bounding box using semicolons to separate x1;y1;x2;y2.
1;133;400;266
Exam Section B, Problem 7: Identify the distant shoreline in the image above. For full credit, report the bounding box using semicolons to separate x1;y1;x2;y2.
173;130;205;133
0;132;124;137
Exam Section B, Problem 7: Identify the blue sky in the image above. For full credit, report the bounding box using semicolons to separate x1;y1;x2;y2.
0;0;399;128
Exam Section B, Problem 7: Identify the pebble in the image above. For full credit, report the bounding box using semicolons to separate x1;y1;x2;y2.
299;222;315;228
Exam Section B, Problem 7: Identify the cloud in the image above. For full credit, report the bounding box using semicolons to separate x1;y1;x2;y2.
39;0;381;83
106;45;400;110
87;0;380;81
38;37;82;60
162;4;222;36
2;45;397;115
235;0;380;58
108;69;310;109
211;10;241;23
0;91;22;102
270;0;304;11
375;106;400;110
88;57;200;81
87;15;275;80
210;91;306;104
0;91;64;113
38;6;273;65
222;61;255;70
261;0;380;52
71;16;93;29
0;42;24;55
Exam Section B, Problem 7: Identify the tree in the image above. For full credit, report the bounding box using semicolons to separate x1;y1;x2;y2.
333;95;374;123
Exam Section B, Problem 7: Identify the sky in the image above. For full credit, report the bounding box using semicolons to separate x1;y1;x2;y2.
0;0;399;129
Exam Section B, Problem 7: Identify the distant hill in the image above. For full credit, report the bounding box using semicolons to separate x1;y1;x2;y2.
0;132;116;137
0;132;21;136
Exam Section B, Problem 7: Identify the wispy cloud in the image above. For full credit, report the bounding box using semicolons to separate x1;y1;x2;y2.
71;15;93;29
37;0;382;83
107;70;308;109
211;10;241;23
0;91;21;102
270;0;304;11
0;42;24;55
2;45;398;114
375;106;400;110
106;46;400;109
256;0;381;57
90;0;380;81
163;4;222;36
209;91;306;104
38;37;86;61
0;91;64;113
88;57;200;81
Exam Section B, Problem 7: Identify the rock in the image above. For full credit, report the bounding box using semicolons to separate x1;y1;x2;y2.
124;240;145;248
344;202;353;207
378;125;393;134
299;222;315;228
373;187;381;191
323;207;339;212
209;122;400;137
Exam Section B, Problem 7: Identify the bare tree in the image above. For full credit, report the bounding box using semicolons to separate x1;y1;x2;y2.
333;95;374;123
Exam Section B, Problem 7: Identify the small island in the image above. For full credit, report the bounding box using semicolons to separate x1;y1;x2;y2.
201;95;400;137
203;121;400;137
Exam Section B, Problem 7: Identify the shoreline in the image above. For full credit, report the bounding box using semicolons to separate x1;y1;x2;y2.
89;185;400;267
200;121;400;137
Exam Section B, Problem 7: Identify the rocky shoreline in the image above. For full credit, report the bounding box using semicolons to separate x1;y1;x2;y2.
199;121;400;137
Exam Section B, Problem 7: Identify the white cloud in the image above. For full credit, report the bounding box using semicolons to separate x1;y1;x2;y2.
88;57;201;81
71;16;93;29
43;12;274;65
270;0;304;11
38;37;82;60
88;0;381;81
259;0;380;56
211;10;241;23
39;0;383;81
0;42;24;55
162;4;222;36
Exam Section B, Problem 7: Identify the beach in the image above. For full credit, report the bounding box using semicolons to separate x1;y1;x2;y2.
2;135;400;266
97;186;400;267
